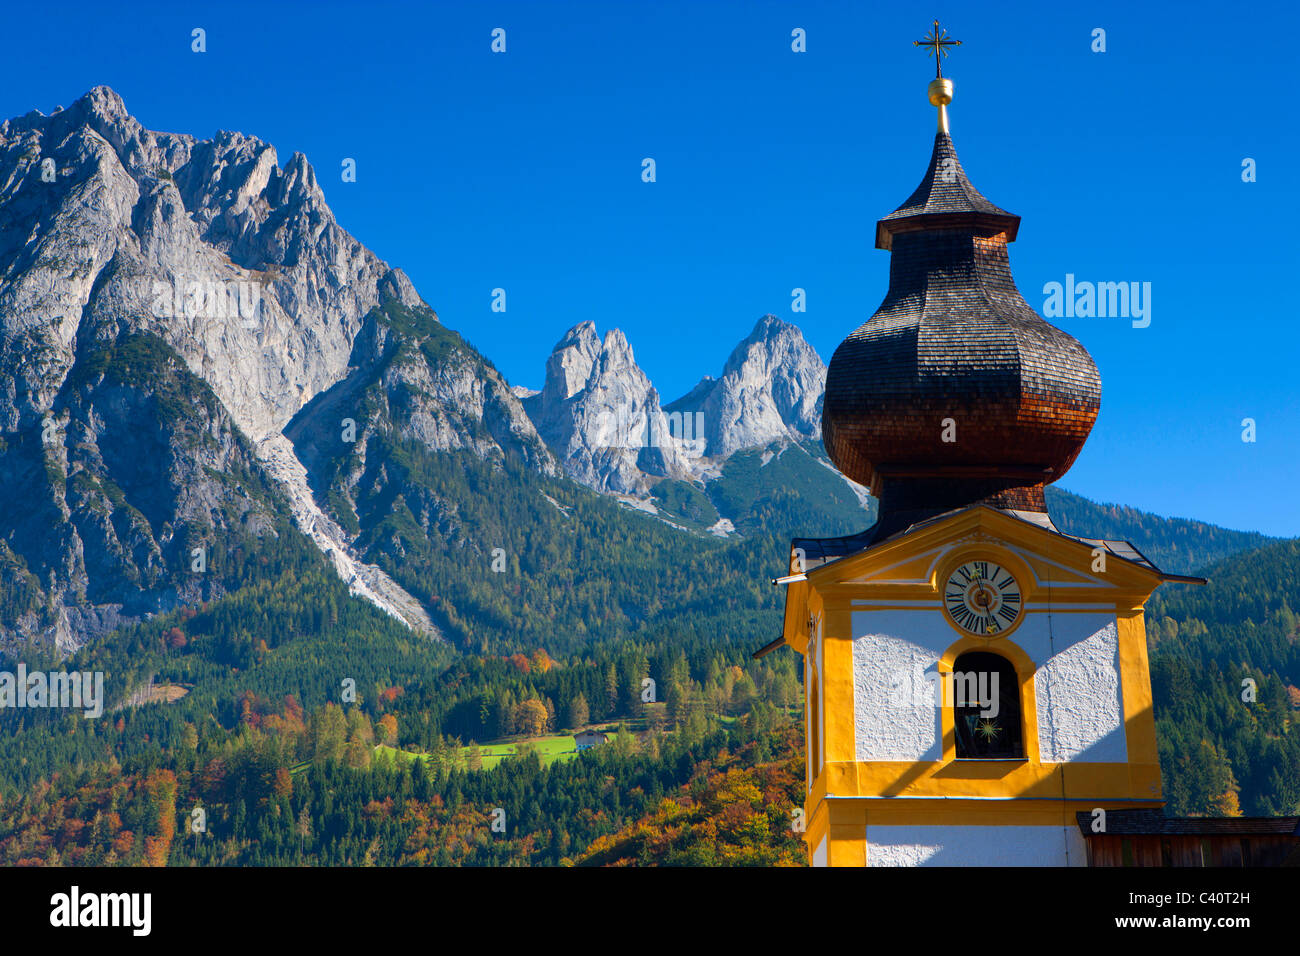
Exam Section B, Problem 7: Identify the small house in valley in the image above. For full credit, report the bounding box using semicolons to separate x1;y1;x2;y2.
574;730;609;751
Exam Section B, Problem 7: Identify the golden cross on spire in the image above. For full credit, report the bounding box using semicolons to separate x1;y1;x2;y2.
913;19;961;78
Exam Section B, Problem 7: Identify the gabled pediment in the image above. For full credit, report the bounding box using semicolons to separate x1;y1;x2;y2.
805;506;1172;605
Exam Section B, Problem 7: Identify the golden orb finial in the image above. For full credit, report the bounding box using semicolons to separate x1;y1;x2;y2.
927;78;953;107
914;20;961;133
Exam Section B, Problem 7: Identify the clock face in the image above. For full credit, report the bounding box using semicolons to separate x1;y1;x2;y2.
944;560;1022;636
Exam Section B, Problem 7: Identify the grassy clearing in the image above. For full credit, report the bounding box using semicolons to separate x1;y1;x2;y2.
374;725;631;771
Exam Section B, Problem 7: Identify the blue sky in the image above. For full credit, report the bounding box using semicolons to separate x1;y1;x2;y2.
5;0;1298;535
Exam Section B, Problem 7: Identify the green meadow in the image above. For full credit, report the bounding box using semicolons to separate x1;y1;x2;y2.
374;727;629;771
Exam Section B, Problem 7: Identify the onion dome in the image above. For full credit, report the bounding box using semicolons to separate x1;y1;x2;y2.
822;75;1100;538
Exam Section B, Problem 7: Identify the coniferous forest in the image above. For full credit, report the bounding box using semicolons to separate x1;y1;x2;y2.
0;473;1295;865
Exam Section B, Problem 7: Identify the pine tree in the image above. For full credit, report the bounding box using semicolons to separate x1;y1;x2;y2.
604;664;619;718
566;693;589;731
466;741;483;771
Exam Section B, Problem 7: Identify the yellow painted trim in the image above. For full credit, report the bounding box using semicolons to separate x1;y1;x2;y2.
1116;609;1161;783
808;506;1165;599
802;663;809;796
843;602;1129;614
819;759;1164;801
820;581;1158;607
808;763;828;808
782;580;809;656
822;604;854;765
839;798;1158;828
828;822;868;866
803;798;829;862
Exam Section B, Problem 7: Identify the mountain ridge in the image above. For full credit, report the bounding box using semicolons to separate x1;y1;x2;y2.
0;86;1284;658
0;86;501;645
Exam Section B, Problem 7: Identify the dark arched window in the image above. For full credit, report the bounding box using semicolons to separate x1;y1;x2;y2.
952;651;1023;759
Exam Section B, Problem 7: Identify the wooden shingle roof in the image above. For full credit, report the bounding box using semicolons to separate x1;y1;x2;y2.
822;119;1100;532
875;130;1020;250
1075;810;1300;837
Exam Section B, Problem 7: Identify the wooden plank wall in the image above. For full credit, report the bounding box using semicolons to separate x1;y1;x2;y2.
1085;834;1298;867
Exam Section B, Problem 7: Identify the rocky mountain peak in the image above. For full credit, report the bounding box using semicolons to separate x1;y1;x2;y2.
0;85;425;440
59;86;133;142
63;85;192;179
0;87;519;649
598;327;636;368
75;84;129;120
665;314;825;459
279;151;322;203
541;321;602;401
522;322;692;495
517;314;830;499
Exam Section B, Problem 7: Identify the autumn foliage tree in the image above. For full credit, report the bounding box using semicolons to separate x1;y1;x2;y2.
513;699;548;737
142;769;177;867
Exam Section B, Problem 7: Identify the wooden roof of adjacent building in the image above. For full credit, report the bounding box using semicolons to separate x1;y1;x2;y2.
1076;810;1300;837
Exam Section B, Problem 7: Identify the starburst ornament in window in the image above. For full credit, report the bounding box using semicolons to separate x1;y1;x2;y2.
975;718;1001;743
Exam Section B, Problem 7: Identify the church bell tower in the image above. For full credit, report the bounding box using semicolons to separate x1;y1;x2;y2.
766;23;1203;867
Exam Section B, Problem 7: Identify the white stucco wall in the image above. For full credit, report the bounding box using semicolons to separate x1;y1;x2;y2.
1033;618;1125;762
851;609;1126;763
811;836;828;868
865;824;1087;866
852;631;943;760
